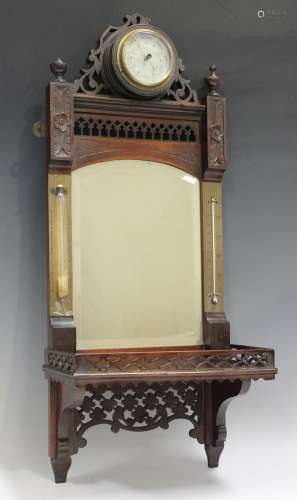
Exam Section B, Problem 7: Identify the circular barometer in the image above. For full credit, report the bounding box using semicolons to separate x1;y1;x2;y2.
106;26;178;98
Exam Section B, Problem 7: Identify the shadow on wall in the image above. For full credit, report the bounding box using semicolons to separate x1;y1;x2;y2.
0;105;48;477
70;424;223;491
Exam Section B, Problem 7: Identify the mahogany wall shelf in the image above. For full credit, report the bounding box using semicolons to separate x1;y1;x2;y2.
42;13;277;483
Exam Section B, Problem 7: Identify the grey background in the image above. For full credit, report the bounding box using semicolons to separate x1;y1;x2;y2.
0;0;296;498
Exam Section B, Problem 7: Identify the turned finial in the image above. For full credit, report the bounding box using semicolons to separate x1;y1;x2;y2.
205;64;221;96
50;58;67;82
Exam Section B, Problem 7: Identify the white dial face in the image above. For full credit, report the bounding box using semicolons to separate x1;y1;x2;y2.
119;29;174;87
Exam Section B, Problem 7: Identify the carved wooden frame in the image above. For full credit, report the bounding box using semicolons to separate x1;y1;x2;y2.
43;14;277;484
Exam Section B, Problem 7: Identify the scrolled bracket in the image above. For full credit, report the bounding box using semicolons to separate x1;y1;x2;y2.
166;57;199;103
203;379;251;467
49;61;74;163
73;13;151;95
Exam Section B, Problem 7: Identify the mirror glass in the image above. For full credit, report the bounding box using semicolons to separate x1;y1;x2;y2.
72;160;202;349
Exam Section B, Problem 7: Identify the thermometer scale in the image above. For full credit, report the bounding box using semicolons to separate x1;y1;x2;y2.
202;182;224;313
48;173;73;316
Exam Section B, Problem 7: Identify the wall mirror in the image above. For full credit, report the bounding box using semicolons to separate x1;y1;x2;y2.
72;160;202;350
42;12;277;484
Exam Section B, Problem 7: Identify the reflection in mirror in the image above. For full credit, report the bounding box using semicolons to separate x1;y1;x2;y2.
72;160;202;349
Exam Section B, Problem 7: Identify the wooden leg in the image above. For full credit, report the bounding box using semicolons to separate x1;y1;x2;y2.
48;378;251;479
202;379;251;468
48;380;84;483
51;454;72;484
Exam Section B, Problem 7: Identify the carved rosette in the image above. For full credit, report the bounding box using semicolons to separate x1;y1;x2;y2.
206;95;227;179
49;82;74;162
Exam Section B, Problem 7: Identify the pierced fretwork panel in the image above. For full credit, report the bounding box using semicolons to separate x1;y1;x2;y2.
74;116;197;142
76;382;201;448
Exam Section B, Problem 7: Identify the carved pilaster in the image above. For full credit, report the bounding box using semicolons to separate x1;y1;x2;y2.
204;65;227;180
205;95;227;180
49;59;74;164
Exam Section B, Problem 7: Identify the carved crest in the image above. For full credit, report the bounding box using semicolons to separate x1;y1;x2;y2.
73;13;198;103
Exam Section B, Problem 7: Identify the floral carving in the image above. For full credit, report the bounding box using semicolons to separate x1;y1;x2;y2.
54;113;68;132
210;123;224;166
50;84;73;161
210;124;223;143
208;98;226;172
